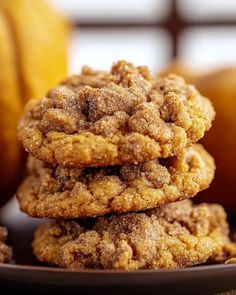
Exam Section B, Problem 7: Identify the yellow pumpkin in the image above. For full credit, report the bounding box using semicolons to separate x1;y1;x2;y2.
0;0;68;206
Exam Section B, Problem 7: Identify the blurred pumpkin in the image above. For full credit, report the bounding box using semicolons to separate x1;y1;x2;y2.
195;68;236;215
158;60;199;84
0;0;68;207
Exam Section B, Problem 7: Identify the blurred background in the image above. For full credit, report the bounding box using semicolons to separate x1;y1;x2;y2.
1;0;236;216
50;0;236;73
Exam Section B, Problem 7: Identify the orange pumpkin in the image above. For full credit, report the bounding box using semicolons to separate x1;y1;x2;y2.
196;68;236;215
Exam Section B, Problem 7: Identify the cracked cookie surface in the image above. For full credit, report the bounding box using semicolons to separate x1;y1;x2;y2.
0;226;12;263
17;144;215;218
18;60;215;167
32;200;236;270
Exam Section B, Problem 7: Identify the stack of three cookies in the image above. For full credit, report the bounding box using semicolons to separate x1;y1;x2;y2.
17;60;236;270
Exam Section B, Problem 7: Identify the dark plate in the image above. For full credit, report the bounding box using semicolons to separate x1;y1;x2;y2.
0;198;236;295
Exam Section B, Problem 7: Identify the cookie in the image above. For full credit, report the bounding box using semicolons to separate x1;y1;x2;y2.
0;226;12;263
17;144;215;218
18;60;215;167
32;200;236;270
225;258;236;264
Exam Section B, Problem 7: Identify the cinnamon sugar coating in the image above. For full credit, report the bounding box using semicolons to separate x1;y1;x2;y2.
18;60;215;167
32;200;236;270
0;226;12;263
17;144;215;218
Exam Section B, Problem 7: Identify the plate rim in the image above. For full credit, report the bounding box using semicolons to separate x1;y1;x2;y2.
1;262;236;274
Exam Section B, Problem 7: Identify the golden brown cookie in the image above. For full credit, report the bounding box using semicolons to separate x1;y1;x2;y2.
225;258;236;264
32;200;236;270
17;144;215;218
0;226;12;263
18;60;215;167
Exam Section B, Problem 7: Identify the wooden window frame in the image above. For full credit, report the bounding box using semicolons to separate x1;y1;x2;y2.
74;0;236;58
